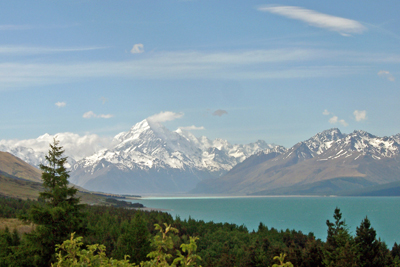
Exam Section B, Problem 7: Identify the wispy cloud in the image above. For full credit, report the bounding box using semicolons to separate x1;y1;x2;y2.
0;25;34;31
212;109;228;117
179;125;205;131
1;48;396;89
55;102;66;108
0;24;79;31
131;44;144;54
378;70;395;81
258;5;367;36
147;111;184;123
353;110;367;121
0;45;107;55
83;111;113;119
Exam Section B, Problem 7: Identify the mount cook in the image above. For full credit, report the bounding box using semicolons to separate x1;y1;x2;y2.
69;119;278;194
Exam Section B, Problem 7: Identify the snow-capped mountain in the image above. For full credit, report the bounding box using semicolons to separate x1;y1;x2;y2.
303;128;345;155
0;143;47;168
69;119;279;194
316;130;400;161
193;128;400;195
0;133;111;169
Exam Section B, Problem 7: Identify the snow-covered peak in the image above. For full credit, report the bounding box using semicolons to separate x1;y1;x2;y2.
175;128;204;148
304;128;345;155
73;119;281;176
198;136;213;149
113;119;152;143
263;145;287;154
335;130;400;158
212;138;231;151
391;133;400;144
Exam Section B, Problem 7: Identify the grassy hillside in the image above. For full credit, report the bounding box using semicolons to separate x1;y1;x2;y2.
0;172;108;205
0;151;114;204
0;151;42;182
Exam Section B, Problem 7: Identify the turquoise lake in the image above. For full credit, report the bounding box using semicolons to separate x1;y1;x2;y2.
129;196;400;247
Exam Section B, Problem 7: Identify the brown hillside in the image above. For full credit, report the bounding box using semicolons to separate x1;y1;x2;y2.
0;151;42;182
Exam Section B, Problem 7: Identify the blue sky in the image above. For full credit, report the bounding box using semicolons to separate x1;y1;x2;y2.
1;0;399;148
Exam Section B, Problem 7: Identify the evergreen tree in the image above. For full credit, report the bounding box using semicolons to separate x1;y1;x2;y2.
22;138;86;266
325;207;346;249
114;212;151;263
392;242;400;260
324;208;358;266
355;217;391;267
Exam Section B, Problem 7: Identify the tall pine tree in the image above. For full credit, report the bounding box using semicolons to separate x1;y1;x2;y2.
355;217;392;267
23;138;86;266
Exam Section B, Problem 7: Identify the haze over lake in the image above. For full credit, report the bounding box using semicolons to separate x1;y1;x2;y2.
131;196;400;247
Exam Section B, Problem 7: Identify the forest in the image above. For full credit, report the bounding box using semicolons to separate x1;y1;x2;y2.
1;140;400;266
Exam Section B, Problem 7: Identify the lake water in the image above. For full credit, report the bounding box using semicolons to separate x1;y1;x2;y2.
128;196;400;247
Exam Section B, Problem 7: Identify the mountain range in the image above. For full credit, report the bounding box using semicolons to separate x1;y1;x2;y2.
192;128;400;196
1;120;400;196
69;119;277;194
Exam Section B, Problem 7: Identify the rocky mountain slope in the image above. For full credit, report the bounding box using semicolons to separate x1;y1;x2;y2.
192;129;400;195
69;119;278;194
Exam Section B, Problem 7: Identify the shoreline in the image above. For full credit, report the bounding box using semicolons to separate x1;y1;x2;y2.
127;194;334;200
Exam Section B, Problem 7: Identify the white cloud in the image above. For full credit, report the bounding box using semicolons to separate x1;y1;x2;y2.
339;119;348;127
329;116;338;124
131;43;144;54
147;111;184;123
353;110;367;121
83;111;96;119
328;115;348;126
212;109;228;116
83;111;113;119
179;125;205;131
55;101;66;108
378;70;395;81
258;5;367;36
0;132;114;161
322;109;330;115
98;114;113;119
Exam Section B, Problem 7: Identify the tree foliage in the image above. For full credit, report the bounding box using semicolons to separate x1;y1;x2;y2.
52;224;202;267
21;138;86;266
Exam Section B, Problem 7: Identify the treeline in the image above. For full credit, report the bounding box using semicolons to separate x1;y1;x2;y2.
1;195;400;266
0;197;37;218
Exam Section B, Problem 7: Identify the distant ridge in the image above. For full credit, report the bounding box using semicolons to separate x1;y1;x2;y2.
192;128;400;196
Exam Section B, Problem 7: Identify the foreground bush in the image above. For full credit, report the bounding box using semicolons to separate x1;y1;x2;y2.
53;224;202;267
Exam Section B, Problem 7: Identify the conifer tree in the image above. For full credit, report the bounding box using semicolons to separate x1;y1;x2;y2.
114;212;151;263
23;138;86;266
355;217;391;267
324;208;357;266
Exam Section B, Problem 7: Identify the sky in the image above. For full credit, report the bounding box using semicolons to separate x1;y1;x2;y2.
1;0;400;149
